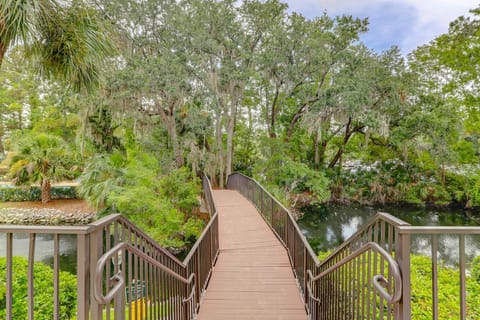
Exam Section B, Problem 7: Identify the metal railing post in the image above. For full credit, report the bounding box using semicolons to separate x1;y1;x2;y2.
76;234;90;320
304;246;308;304
90;228;104;320
395;231;411;320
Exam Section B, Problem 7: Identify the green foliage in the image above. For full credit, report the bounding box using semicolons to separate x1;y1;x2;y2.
469;175;480;208
0;0;114;91
158;168;201;214
7;132;77;203
254;143;330;207
330;161;473;206
410;254;480;319
1;0;479;214
316;252;480;319
77;153;126;208
79;148;203;250
0;185;78;202
0;257;77;319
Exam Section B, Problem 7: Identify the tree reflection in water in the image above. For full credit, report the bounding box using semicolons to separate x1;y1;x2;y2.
298;204;480;266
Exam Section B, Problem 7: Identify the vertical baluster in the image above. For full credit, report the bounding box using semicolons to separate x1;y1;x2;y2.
28;234;36;320
373;221;378;320
459;235;466;320
6;233;13;320
367;228;372;320
105;226;111;320
379;222;386;319
431;234;438;320
153;249;158;320
53;234;60;320
341;250;346;320
127;227;133;320
387;225;394;319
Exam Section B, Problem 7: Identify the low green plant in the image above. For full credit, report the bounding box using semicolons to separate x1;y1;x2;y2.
410;254;480;319
0;257;77;319
0;186;78;202
316;251;480;319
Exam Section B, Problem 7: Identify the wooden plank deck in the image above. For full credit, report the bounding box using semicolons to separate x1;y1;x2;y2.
197;190;307;320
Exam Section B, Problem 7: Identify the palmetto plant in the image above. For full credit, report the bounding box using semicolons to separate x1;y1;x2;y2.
0;0;113;91
10;133;71;203
77;153;126;209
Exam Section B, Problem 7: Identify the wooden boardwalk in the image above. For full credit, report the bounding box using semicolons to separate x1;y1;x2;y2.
197;190;307;320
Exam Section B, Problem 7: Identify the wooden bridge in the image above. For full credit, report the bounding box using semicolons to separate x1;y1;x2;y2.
1;173;478;319
197;190;306;319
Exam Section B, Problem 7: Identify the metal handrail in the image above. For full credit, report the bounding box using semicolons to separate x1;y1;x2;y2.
89;173;218;319
226;172;320;264
317;211;410;268
308;242;402;304
94;242;195;304
227;173;406;320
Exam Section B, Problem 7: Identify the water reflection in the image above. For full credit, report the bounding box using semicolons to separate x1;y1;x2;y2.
298;204;480;258
0;233;77;274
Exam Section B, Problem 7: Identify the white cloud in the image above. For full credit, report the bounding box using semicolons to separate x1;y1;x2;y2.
283;0;479;53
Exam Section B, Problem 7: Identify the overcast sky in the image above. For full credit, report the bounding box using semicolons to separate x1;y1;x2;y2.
283;0;479;54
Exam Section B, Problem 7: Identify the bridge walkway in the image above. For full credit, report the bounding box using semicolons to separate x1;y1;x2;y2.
196;190;307;320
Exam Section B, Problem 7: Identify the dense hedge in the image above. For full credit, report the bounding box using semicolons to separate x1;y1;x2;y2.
0;186;78;202
0;257;77;319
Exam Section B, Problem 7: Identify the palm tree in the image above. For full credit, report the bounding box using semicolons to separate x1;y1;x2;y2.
0;0;113;91
11;133;72;203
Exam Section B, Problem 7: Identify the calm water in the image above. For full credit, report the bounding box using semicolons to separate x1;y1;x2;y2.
297;204;480;258
0;233;78;274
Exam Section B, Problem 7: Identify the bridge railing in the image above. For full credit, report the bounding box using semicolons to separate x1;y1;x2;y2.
228;173;480;320
395;226;480;320
227;173;407;320
0;174;219;320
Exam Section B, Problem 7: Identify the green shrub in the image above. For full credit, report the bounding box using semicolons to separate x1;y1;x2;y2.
79;150;204;251
410;254;480;319
254;155;330;207
0;186;78;202
316;251;480;319
0;257;77;319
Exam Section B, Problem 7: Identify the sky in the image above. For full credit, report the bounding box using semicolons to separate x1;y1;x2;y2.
283;0;479;54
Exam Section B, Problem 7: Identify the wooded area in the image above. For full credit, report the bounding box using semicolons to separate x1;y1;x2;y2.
1;0;479;249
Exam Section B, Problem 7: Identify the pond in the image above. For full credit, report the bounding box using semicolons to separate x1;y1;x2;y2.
297;204;480;265
0;233;78;274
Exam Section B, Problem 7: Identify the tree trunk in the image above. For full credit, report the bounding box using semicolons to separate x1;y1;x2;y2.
328;117;352;169
0;41;7;69
214;109;224;188
41;179;52;204
269;86;280;139
168;119;183;167
328;118;365;168
285;104;307;141
225;102;237;182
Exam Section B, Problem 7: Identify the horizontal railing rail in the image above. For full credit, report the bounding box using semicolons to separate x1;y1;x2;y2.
0;174;218;320
227;173;406;320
